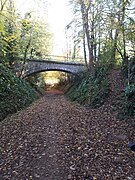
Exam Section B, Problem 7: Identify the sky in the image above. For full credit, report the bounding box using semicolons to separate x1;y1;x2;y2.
48;0;73;55
14;0;73;55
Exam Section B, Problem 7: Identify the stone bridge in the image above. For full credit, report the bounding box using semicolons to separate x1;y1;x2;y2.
17;59;87;78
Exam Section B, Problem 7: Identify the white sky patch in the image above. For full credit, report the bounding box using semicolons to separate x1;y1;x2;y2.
14;0;73;55
48;0;73;55
15;0;36;16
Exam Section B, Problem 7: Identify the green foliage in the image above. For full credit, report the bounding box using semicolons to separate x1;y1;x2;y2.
117;84;135;119
129;57;135;84
122;57;135;79
0;1;19;66
25;73;46;95
99;41;114;65
19;14;53;60
0;64;38;120
67;66;110;108
0;2;53;68
118;56;135;119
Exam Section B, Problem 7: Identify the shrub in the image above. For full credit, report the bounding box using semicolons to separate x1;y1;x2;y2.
118;56;135;119
66;66;110;108
118;84;135;120
0;64;38;120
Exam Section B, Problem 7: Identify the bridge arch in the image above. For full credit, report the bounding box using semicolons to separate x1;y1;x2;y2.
20;59;86;78
22;68;78;79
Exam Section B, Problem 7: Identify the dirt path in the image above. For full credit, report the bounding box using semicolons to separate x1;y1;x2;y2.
0;93;135;180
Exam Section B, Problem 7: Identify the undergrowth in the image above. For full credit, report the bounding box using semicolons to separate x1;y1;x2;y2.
118;57;135;119
66;66;110;108
0;64;38;121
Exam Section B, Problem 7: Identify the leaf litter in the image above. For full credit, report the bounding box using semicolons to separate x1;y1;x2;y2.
0;70;135;180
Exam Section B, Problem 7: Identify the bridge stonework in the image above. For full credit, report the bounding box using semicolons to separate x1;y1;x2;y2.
20;60;86;78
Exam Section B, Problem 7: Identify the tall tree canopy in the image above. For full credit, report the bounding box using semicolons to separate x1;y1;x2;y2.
68;0;135;69
0;0;53;67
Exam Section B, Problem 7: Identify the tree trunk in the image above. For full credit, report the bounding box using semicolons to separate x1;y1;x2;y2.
98;23;101;61
82;26;89;69
80;0;93;70
91;20;95;61
19;38;31;78
0;0;8;11
121;0;128;66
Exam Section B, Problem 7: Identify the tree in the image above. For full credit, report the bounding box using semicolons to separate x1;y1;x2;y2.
73;0;95;69
69;0;134;68
18;12;53;77
0;0;19;66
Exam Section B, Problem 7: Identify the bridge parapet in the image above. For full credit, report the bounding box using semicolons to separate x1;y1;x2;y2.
41;55;85;64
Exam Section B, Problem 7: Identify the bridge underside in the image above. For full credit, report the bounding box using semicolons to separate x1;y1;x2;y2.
22;69;78;78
